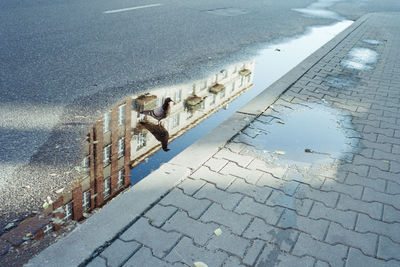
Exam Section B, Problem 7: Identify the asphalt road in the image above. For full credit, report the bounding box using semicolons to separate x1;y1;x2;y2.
1;0;400;230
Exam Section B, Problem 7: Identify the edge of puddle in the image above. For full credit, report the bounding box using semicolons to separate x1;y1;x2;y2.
25;14;372;267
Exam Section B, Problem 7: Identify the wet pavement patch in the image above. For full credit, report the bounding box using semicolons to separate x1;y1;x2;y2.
235;102;360;167
341;47;378;71
362;39;382;45
324;74;360;89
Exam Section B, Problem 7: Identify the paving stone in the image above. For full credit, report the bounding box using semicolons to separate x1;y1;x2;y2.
200;203;252;235
235;197;284;226
190;166;236;190
214;148;254;167
101;239;141;267
321;179;364;199
315;260;330;267
362;187;400;210
325;222;378;256
369;167;400;184
346;247;400;267
255;243;315;267
227;177;273;203
243;217;299;252
373;149;400;162
309;202;357;229
284;170;325;189
194;183;242;210
266;190;313;216
377;235;400;261
339;163;369;177
257;172;299;195
390;161;400;173
353;155;390;171
383;204;400;223
177;178;206;196
222;256;243;267
86;256;107;267
345;172;386;192
120;218;181;258
364;125;395;137
393;145;400;154
356;214;400;244
295;184;339;208
361;140;392;153
377;134;400;146
292;233;347;267
160;188;211;219
277;209;329;241
163;211;218;246
145;205;177;227
220;162;264;184
247;159;288;178
337;194;382;220
165;236;227;266
243;239;265;266
207;226;251;258
204;158;229;172
123;247;170;267
225;141;247;154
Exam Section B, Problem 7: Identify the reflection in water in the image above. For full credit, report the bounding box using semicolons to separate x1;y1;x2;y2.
139;121;170;151
141;97;174;126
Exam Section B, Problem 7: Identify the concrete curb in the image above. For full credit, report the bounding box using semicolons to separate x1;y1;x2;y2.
25;14;371;267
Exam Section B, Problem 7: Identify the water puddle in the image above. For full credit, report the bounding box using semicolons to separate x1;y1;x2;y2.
293;0;345;20
235;102;359;167
324;74;360;89
341;47;378;71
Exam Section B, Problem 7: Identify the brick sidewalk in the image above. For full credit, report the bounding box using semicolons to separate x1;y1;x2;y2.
31;13;400;267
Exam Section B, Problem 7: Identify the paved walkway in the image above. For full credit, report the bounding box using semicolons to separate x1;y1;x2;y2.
28;13;400;267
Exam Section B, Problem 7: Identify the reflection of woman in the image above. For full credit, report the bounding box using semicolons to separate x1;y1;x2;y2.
139;121;170;151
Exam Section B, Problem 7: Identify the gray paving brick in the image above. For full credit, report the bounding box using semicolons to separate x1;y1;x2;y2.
177;178;206;196
292;233;347;267
393;145;400;154
235;196;284;226
194;183;242;210
247;159;288;178
165;236;227;266
325;222;377;256
377;235;400;261
383;204;400;223
123;247;170;267
222;256;243;267
243;217;299;252
373;149;400;162
321;178;364;199
145;205;177;227
214;148;254;168
120;218;181;258
277;209;329;241
337;194;382;220
163;211;217;246
227;177;272;203
345;172;386;192
160;188;211;219
377;134;400;145
220;162;264;184
225;141;247;154
190;166;236;190
295;184;339;208
369;166;400;184
346;247;400;267
86;256;107;267
361;140;392;153
101;239;141;267
285;170;325;189
315;260;330;267
255;243;315;267
309;202;357;229
204;158;229;172
356;213;400;244
243;239;265;266
364;125;395;137
207;226;251;258
390;161;400;173
266;190;313;216
353;155;390;171
200;203;252;235
362;187;400;210
257;172;299;195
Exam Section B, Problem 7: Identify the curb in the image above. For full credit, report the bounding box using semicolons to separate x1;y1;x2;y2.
25;14;371;267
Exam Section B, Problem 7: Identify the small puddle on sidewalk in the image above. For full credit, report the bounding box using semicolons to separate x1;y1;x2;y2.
236;102;360;167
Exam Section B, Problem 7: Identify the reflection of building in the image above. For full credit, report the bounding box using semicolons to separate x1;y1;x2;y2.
42;61;254;232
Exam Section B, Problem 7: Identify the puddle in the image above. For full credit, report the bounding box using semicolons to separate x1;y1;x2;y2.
363;39;382;45
293;0;345;20
341;47;378;71
324;74;360;89
236;103;359;167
